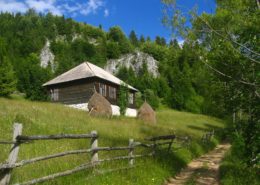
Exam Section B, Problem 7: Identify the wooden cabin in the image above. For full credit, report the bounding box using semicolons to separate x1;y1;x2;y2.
43;62;138;115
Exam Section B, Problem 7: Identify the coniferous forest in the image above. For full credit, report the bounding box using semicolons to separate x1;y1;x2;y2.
0;0;259;181
0;9;213;115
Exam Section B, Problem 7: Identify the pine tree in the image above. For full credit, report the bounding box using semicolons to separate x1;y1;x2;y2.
155;36;161;45
129;30;139;47
0;38;17;97
160;37;166;46
0;57;17;97
140;35;145;44
18;53;51;100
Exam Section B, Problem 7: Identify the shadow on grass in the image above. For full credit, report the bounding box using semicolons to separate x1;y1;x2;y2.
151;139;219;178
153;149;188;176
203;123;223;130
187;125;210;132
187;123;224;134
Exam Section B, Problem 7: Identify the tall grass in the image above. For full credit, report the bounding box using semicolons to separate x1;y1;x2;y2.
219;134;260;185
0;98;225;184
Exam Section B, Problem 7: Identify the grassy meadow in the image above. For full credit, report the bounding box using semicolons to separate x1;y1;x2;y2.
0;97;226;185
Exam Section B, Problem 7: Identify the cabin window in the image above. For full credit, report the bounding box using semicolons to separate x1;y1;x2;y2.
99;83;106;97
128;93;134;104
109;86;116;99
50;89;59;101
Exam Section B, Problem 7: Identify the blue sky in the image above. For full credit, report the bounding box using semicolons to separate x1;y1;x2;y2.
0;0;216;41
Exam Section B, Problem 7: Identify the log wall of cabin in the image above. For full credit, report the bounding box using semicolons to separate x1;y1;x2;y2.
94;81;118;105
47;79;95;105
58;83;94;104
94;79;136;108
46;77;136;108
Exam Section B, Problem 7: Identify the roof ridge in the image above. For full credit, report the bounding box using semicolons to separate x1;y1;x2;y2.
42;63;85;86
85;62;95;76
43;61;138;91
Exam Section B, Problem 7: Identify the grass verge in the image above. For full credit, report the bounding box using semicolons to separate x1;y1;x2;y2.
0;98;225;185
219;134;260;185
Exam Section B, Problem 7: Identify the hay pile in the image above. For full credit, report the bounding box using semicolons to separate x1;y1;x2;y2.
137;102;156;124
88;92;112;117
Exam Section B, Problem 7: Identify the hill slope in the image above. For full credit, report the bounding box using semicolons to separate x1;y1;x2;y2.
0;98;225;185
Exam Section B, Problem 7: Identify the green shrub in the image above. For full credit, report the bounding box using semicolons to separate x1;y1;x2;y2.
118;83;128;115
144;89;159;110
219;133;260;185
0;57;17;97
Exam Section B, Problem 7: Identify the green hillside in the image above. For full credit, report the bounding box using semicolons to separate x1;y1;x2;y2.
0;11;222;115
0;97;225;185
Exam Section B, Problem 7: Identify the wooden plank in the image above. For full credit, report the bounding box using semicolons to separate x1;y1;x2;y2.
129;139;134;166
132;142;153;148
0;149;92;169
146;135;176;141
94;146;132;151
167;139;174;152
98;153;153;163
0;123;22;185
90;131;98;164
16;133;95;141
0;141;16;145
0;146;134;170
155;141;173;146
16;163;94;185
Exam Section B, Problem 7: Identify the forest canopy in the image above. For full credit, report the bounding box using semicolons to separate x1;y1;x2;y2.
0;9;213;115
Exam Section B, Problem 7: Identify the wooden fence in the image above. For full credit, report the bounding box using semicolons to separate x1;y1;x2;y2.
0;123;181;185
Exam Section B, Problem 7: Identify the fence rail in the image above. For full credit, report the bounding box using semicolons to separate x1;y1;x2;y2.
16;133;97;141
0;123;215;185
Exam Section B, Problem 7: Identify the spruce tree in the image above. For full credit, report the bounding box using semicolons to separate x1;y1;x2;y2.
140;35;145;44
129;30;139;47
0;57;17;97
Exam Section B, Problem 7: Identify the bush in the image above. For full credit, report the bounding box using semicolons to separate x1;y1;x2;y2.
219;132;260;185
144;89;159;110
106;41;120;59
220;152;259;185
118;83;128;115
135;92;143;108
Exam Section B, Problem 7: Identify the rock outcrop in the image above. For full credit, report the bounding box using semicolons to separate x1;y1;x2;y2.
105;50;159;77
40;40;55;70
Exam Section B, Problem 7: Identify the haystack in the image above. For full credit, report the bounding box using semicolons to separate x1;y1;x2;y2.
88;92;112;117
137;102;156;124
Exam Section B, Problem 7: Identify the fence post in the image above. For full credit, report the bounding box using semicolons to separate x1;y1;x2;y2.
0;123;23;185
152;140;157;157
128;139;134;166
90;131;98;165
167;139;173;153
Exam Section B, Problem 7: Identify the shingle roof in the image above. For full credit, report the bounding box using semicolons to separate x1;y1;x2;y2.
43;62;138;91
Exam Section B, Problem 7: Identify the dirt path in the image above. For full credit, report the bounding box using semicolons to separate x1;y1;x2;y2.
165;143;231;185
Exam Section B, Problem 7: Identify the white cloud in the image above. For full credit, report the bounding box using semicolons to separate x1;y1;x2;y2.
79;0;104;15
88;0;103;10
25;0;62;15
104;9;109;17
0;0;108;17
178;39;185;47
62;3;80;13
0;0;28;13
